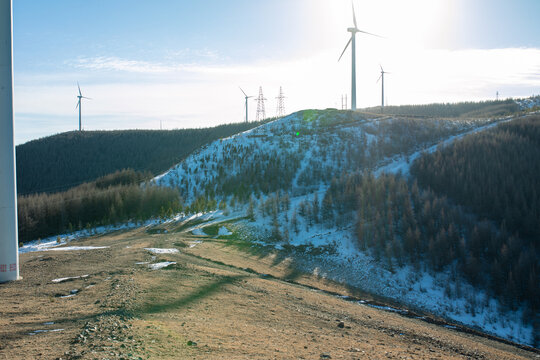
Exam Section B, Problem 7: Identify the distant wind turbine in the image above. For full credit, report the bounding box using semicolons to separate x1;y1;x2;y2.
239;87;253;123
377;65;390;113
76;82;91;131
338;2;381;110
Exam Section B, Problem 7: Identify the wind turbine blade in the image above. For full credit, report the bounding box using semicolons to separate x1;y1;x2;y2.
338;36;353;62
239;87;248;97
352;2;358;29
380;64;383;72
357;29;384;38
82;96;92;100
376;74;382;83
77;82;82;96
76;101;79;109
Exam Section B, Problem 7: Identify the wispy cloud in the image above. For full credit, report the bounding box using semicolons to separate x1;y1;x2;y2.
71;56;172;74
70;55;265;76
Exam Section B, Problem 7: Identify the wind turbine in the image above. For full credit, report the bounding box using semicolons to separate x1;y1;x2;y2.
239;87;253;123
377;65;390;113
76;82;91;131
338;2;381;110
0;0;20;282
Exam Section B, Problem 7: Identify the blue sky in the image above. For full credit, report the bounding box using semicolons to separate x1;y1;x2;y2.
12;0;540;144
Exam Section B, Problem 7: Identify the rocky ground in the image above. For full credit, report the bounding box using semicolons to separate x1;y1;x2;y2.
1;226;538;359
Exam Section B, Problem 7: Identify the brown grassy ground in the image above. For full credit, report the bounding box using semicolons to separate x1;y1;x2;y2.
0;227;537;359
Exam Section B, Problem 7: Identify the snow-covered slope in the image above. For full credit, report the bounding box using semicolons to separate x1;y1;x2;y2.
515;95;540;110
153;110;496;202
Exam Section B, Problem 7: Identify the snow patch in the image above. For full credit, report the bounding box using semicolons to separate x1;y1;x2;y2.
51;275;89;283
191;228;207;236
47;246;109;252
148;262;176;270
144;248;179;254
218;226;232;236
188;240;203;248
28;329;64;335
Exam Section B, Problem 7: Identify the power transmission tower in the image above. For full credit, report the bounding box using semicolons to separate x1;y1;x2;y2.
341;94;347;110
255;86;266;121
276;86;285;117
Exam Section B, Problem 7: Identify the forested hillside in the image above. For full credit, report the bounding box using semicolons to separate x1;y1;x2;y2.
410;115;540;317
412;116;540;238
18;169;183;242
16;121;268;195
363;99;519;118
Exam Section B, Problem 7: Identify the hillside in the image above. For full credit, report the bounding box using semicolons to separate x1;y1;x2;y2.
150;109;539;347
362;99;520;118
16;121;268;195
153;109;497;201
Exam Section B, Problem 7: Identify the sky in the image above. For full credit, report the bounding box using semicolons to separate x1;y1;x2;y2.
12;0;540;144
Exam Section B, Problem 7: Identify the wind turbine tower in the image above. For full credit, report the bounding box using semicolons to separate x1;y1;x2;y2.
255;86;266;121
276;86;286;117
0;0;20;282
377;65;390;113
239;87;253;123
76;83;91;131
338;2;380;110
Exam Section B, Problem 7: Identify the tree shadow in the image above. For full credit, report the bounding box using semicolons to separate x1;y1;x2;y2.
135;275;246;316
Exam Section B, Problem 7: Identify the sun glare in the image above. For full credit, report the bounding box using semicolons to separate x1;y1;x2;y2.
312;0;451;51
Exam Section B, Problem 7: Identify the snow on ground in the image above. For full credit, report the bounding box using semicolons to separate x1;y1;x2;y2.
19;220;154;254
218;226;232;236
515;95;540;110
191;228;207;236
144;248;179;254
19;214;198;254
51;275;89;283
28;329;65;336
148;262;176;270
188;240;202;248
59;293;77;299
46;246;109;252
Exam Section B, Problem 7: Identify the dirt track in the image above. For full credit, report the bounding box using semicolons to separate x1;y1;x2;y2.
1;228;538;359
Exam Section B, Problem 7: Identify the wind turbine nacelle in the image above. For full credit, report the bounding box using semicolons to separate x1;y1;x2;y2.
347;27;358;33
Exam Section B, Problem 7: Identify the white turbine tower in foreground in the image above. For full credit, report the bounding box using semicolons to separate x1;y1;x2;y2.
0;0;20;283
76;82;91;131
338;3;380;110
239;87;253;123
377;65;390;113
